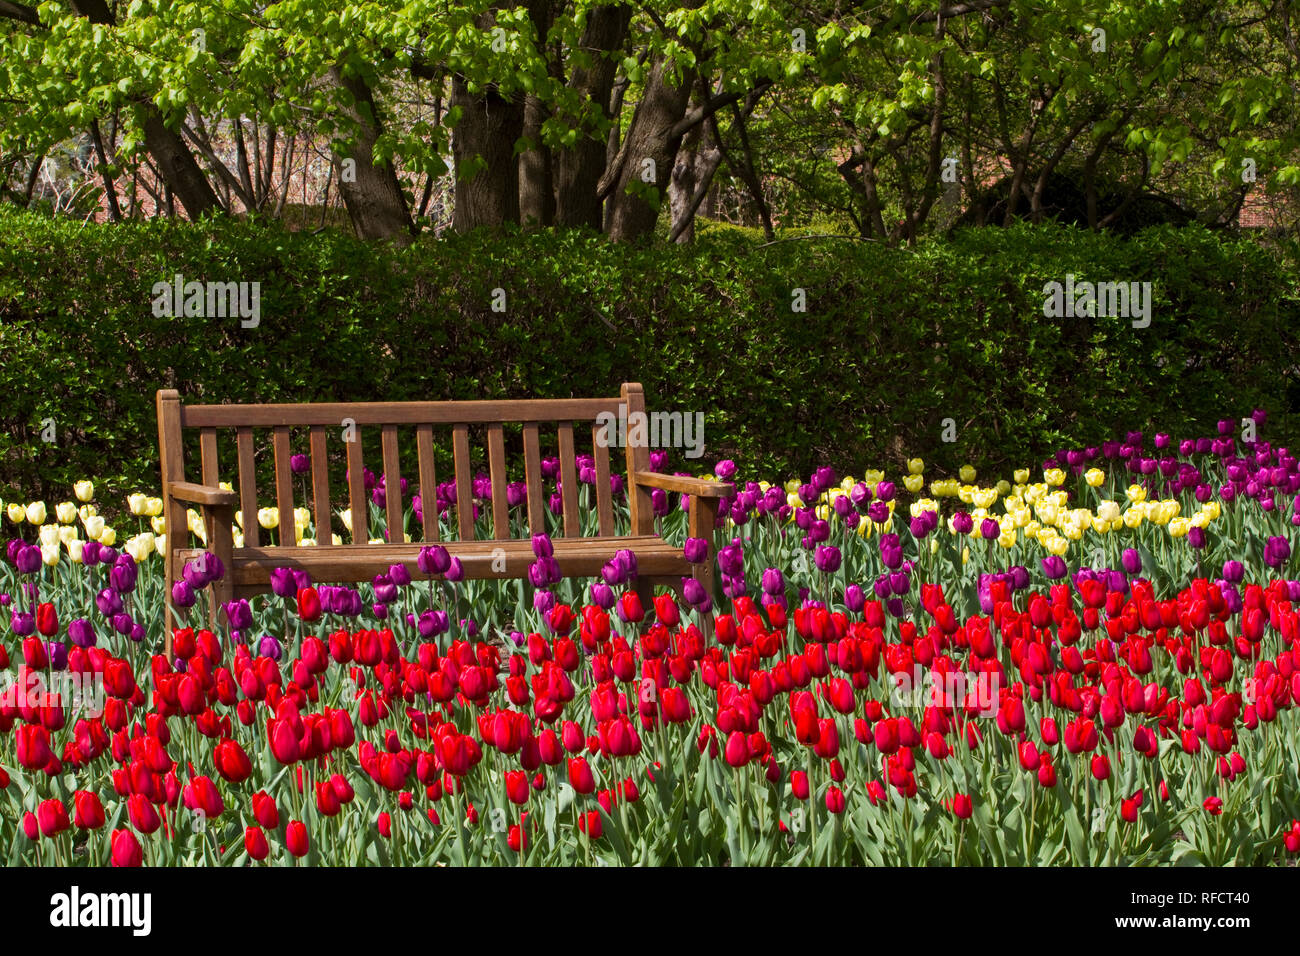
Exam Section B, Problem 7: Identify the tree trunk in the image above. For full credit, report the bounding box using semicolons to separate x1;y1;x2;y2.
450;74;525;231
602;55;697;242
668;121;722;243
518;93;554;227
329;67;415;242
553;2;632;230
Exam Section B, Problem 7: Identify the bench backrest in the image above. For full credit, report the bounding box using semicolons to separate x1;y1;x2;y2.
156;383;658;548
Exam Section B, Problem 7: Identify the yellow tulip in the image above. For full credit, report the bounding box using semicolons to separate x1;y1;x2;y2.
1084;468;1105;487
815;504;830;521
332;533;343;545
58;526;78;545
38;524;59;547
1126;484;1146;503
961;546;970;565
67;539;85;563
233;531;244;548
1096;500;1120;522
340;510;354;533
156;534;166;552
128;493;149;516
300;537;317;547
1043;468;1065;487
99;527;116;546
958;465;976;483
55;501;77;524
6;502;24;524
234;510;244;529
784;479;801;494
84;515;105;540
1201;501;1221;521
864;469;885;487
73;480;94;502
907;458;924;475
1013;468;1030;485
151;515;167;535
258;507;279;530
1123;508;1145;529
41;543;60;566
903;474;924;493
998;526;1017;549
25;501;46;525
78;504;97;522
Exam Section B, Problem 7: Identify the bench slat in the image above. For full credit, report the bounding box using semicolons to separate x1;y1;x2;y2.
236;427;259;548
522;423;545;537
487;423;509;540
381;424;403;544
591;423;614;537
309;426;331;546
273;426;296;546
416;423;438;542
453;424;474;541
558;422;580;537
198;427;219;549
346;425;367;544
181;397;621;429
621;383;654;535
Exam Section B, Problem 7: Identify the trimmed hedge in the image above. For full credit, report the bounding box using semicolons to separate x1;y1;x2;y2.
1;207;1298;507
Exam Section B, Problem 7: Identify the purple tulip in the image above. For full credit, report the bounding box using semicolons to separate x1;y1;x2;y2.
445;557;465;583
1265;536;1291;569
417;545;451;576
15;544;42;575
1041;556;1067;580
761;568;785;595
112;613;133;636
10;611;34;636
1221;560;1244;583
372;574;397;605
534;589;555;615
815;545;842;574
1122;548;1142;575
45;641;68;671
95;588;123;617
110;557;138;594
714;460;737;481
952;512;973;535
979;518;1000;540
866;501;889;524
844;584;865;614
1187;527;1206;550
682;578;707;609
716;540;744;578
589;582;615;610
531;534;554;559
614;549;638;580
269;567;297;599
683;537;709;564
874;481;895;503
223;599;253;631
259;635;283;661
67;618;96;648
163;579;193;610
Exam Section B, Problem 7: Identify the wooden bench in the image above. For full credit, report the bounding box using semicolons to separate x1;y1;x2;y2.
155;383;730;656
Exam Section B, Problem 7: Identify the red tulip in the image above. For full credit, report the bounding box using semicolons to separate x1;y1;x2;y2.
285;820;310;857
252;790;280;829
724;731;750;767
1203;796;1223;816
36;602;58;637
214;739;252;783
239;826;267;862
37;798;70;837
1090;754;1111;781
111;828;143;867
568;757;596;794
1284;820;1300;854
824;786;846;814
653;594;680;627
127;793;161;834
505;769;529;805
269;718;300;765
377;812;392;838
790;770;810;800
296;587;321;622
578;809;603;838
951;793;973;820
73;790;105;830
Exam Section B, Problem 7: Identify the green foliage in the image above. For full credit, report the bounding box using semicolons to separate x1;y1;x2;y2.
0;207;1297;503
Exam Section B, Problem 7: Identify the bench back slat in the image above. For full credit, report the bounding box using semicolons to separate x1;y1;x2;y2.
558;422;580;537
452;424;474;541
236;427;259;548
415;423;438;542
309;426;331;546
272;426;296;546
199;428;219;487
346;428;367;544
591;423;614;537
381;424;403;544
180;398;617;428
621;383;654;535
487;423;509;540
522;423;545;536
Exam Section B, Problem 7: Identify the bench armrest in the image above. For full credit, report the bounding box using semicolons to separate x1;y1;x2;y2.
632;471;733;498
167;481;238;507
